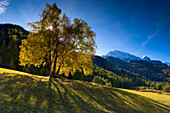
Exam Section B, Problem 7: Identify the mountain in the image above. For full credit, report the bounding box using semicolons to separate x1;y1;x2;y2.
101;50;170;82
142;56;151;61
105;50;168;66
165;62;170;66
106;50;142;61
105;56;170;82
91;56;148;88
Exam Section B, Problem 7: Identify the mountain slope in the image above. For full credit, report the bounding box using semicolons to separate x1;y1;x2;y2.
0;24;28;70
106;56;170;82
93;56;138;78
0;24;28;44
0;24;49;75
165;62;170;66
0;69;169;113
102;50;170;82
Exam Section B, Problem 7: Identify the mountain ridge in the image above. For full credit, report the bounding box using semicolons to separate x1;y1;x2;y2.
106;50;142;61
103;50;168;66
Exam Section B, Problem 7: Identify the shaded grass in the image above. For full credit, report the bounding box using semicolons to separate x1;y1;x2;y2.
0;68;170;113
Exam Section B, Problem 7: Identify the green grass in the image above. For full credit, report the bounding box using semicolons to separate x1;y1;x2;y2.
0;68;170;113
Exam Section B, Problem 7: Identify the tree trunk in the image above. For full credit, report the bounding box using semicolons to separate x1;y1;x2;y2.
49;62;52;76
56;65;61;75
49;33;52;76
50;33;59;77
52;53;58;77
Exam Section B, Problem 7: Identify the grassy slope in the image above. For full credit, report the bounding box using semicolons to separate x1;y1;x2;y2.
0;68;170;113
0;68;32;75
119;89;170;107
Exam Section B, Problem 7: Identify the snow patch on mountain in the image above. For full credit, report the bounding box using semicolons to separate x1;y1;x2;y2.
106;50;142;61
104;50;169;66
142;56;151;61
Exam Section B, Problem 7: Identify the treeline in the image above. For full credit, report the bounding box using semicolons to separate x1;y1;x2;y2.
93;65;147;88
71;64;170;91
70;64;146;89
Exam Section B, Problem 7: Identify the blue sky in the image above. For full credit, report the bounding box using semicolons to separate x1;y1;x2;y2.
0;0;170;62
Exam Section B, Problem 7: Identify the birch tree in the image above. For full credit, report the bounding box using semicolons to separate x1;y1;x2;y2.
19;3;96;77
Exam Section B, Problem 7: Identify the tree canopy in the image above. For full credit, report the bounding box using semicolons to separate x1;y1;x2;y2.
19;3;97;77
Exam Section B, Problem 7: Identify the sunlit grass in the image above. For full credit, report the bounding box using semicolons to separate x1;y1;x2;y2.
0;67;32;75
119;88;170;107
0;68;170;112
0;67;49;81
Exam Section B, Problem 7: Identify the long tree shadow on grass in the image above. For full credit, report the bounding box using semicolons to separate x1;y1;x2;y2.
52;78;105;113
54;79;170;113
0;73;58;112
0;73;169;113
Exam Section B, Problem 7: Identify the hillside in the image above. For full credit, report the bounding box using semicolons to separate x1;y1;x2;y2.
102;50;170;82
0;68;170;113
92;56;148;88
0;24;28;70
105;56;170;82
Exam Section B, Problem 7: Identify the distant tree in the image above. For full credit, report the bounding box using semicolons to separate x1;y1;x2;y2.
92;76;104;85
19;3;96;77
163;84;170;92
156;83;164;90
72;70;85;81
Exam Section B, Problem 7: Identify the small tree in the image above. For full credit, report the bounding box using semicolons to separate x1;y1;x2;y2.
156;83;163;90
92;76;104;85
163;84;170;92
19;3;96;77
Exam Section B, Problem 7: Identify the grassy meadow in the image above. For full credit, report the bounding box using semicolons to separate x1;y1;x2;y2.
120;88;170;107
0;68;170;113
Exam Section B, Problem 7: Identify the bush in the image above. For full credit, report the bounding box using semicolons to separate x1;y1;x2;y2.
156;84;163;90
163;84;170;92
92;76;104;85
156;83;164;90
